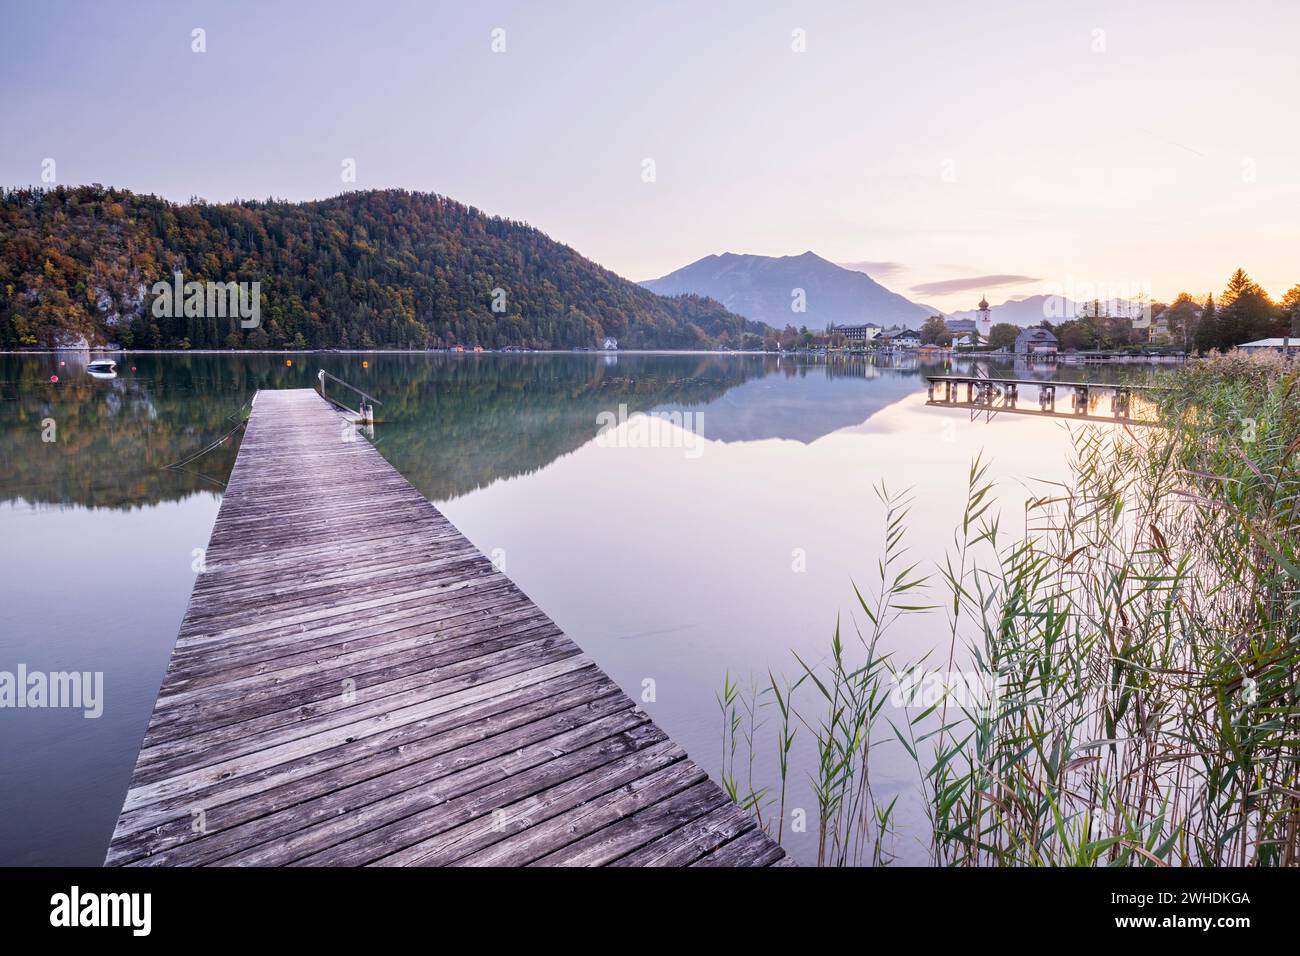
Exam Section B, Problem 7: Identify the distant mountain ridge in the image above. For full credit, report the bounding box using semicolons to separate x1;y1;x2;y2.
946;294;1149;328
0;186;766;350
641;252;934;331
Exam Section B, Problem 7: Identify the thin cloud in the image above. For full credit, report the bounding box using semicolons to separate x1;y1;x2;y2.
910;274;1039;296
838;260;905;279
1137;127;1207;158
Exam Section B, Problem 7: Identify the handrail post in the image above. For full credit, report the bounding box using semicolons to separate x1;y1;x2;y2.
317;369;382;408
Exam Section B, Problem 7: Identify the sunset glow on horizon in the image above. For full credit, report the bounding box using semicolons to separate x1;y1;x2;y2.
2;0;1296;312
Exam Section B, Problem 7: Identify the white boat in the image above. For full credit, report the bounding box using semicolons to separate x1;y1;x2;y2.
86;359;117;373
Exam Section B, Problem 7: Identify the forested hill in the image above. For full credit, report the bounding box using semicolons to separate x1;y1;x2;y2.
0;186;767;350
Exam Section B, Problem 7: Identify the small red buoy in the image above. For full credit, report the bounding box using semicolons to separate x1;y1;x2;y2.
50;374;58;383
131;366;137;372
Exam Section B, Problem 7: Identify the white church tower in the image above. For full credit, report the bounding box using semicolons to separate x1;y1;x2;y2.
976;295;992;342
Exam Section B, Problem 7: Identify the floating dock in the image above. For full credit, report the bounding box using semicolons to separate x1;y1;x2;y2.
105;389;787;867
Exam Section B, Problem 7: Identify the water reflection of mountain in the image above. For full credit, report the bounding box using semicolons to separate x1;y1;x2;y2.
662;359;927;444
371;355;768;501
368;355;940;499
0;353;771;509
1;351;978;510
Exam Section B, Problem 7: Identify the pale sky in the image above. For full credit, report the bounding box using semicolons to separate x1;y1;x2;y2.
3;0;1296;313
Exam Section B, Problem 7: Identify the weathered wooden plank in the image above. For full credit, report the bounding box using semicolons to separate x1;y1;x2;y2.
166;581;529;675
689;826;786;867
108;670;618;864
526;778;728;867
155;615;562;715
144;628;569;744
105;389;784;867
611;802;758;867
285;722;666;866
450;757;707;867
124;650;592;809
156;602;554;701
125;689;638;866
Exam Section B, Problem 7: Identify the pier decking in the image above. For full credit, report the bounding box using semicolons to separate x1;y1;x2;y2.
925;374;1165;424
105;388;787;867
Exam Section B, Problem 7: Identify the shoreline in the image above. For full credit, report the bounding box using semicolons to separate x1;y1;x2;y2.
6;347;751;356
1;347;1190;362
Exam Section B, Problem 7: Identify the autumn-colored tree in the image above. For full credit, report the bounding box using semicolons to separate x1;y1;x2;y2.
1160;292;1201;349
1279;284;1300;348
987;322;1019;351
920;314;950;345
0;185;766;350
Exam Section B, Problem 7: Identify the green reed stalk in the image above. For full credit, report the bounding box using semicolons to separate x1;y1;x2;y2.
720;350;1300;866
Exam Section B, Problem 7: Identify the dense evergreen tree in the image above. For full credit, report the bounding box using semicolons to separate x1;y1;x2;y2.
1189;271;1284;352
1215;268;1279;347
1194;294;1219;352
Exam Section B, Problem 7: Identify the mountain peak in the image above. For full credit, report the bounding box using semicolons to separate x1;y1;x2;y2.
641;251;932;331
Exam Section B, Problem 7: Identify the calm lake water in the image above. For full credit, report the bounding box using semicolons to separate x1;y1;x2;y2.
0;351;1159;865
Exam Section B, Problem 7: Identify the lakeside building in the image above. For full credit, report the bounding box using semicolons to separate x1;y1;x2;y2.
879;326;921;348
1149;312;1170;343
602;337;619;350
1238;338;1300;355
946;297;993;347
828;322;881;345
1015;326;1059;355
974;296;992;341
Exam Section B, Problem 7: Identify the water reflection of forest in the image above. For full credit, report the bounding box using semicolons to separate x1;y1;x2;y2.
4;351;1148;510
1;353;768;508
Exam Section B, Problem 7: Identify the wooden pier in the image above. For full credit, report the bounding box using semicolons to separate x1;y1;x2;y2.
925;374;1165;424
105;388;787;867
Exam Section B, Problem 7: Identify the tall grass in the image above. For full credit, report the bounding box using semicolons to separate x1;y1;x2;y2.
723;351;1300;866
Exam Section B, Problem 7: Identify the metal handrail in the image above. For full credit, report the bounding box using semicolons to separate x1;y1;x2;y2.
318;369;383;406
